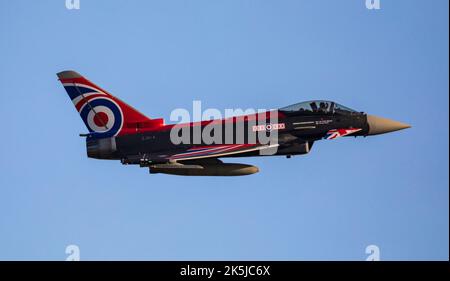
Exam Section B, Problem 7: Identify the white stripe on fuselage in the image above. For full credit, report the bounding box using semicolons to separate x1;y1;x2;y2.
171;144;279;161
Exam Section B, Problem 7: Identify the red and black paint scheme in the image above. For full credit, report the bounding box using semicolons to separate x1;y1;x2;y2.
57;71;411;176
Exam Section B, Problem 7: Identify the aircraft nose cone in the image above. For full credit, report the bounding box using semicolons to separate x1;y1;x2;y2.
367;115;411;135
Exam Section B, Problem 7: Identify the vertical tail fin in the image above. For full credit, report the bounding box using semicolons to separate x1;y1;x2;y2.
57;70;163;138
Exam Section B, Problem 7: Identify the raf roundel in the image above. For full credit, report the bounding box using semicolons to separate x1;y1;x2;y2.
79;97;124;137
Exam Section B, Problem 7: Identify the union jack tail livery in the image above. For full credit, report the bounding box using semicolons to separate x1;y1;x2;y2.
325;128;362;140
57;70;164;138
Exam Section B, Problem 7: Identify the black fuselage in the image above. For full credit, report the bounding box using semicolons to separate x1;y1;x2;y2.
86;109;369;164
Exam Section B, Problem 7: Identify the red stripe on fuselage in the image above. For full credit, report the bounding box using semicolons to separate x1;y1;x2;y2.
118;110;286;135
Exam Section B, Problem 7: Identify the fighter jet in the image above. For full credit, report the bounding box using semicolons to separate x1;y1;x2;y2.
57;70;411;176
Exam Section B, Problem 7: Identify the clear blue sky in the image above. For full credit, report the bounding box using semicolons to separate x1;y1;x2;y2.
0;0;448;260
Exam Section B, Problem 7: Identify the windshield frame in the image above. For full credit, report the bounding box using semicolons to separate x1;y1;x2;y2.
279;100;358;115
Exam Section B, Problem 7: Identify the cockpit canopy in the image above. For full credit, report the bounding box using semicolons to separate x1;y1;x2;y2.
280;100;358;115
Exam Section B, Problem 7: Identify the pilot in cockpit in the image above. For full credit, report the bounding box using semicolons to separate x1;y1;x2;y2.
319;102;329;113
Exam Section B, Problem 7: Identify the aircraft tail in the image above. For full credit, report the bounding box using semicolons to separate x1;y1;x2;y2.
57;70;164;138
